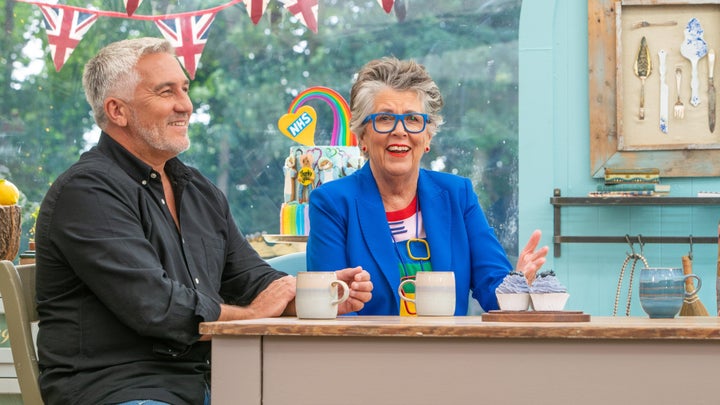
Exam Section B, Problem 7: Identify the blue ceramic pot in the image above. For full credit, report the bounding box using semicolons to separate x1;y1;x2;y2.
639;267;701;319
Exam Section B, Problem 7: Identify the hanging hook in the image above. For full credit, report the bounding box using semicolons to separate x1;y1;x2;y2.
625;234;635;256
637;234;645;257
688;234;693;260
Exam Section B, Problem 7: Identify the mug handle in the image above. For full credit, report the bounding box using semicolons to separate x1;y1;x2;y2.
683;274;702;297
330;280;350;305
397;279;416;304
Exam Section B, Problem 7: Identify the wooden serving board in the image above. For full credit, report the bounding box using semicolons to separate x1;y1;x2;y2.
482;310;590;322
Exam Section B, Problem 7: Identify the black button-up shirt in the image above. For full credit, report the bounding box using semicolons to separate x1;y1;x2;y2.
35;132;284;405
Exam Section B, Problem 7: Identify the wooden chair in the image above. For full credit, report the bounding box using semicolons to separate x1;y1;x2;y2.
0;260;43;404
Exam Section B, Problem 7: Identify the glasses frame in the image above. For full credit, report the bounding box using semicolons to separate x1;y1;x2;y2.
361;112;430;134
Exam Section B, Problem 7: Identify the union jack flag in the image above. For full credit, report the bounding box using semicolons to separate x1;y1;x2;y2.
281;0;319;34
154;12;216;80
124;0;144;16
245;0;270;24
377;0;394;13
39;5;98;72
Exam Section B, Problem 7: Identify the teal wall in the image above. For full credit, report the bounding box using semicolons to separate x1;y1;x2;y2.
519;0;719;316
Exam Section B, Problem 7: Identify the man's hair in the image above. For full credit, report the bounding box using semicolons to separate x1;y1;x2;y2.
349;57;445;138
82;37;175;129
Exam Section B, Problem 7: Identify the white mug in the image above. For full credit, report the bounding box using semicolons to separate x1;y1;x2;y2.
295;271;350;319
398;271;456;316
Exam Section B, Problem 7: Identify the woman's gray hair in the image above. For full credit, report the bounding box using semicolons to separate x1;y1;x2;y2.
82;37;175;129
349;57;445;140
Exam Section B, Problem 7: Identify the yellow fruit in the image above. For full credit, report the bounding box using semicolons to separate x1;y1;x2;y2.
0;179;20;205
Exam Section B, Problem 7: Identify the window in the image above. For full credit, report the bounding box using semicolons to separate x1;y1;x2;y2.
1;0;521;258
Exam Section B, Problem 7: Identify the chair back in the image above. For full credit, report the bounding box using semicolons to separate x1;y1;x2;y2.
266;251;306;276
0;260;43;404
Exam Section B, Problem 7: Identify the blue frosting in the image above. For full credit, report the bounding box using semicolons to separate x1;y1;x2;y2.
495;271;530;294
529;270;566;293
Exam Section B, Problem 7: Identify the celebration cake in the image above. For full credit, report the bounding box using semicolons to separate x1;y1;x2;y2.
278;86;364;235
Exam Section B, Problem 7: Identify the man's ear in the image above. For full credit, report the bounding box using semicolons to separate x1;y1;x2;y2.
105;97;129;127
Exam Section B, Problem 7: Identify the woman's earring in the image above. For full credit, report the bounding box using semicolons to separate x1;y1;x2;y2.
362;146;367;152
425;146;430;153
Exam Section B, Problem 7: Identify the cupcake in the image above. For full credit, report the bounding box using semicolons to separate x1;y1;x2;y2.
529;270;569;311
495;271;530;311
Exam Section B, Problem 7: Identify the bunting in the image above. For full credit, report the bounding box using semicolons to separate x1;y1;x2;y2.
281;0;319;34
39;5;98;72
377;0;394;14
124;0;144;16
16;0;396;75
245;0;270;25
155;13;216;79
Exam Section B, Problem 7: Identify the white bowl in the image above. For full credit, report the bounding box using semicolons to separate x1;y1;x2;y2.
530;293;569;311
496;293;530;311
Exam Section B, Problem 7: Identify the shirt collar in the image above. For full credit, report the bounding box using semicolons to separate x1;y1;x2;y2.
96;131;193;186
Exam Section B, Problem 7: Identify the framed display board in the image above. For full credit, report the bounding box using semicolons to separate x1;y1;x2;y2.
589;0;720;177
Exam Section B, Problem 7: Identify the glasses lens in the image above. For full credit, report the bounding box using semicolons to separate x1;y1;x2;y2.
372;113;397;133
402;113;426;133
370;113;427;133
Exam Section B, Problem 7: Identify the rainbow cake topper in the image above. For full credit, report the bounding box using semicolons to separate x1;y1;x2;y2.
278;86;356;147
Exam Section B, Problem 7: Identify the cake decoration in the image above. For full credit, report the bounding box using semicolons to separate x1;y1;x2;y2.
277;86;364;235
278;105;318;146
278;86;355;147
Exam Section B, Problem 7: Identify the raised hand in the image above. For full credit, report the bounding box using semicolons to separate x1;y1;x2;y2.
515;229;549;284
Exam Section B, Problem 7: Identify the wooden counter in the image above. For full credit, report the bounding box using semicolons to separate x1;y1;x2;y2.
200;315;720;340
200;316;720;405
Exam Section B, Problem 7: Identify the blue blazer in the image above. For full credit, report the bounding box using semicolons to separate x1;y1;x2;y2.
307;164;512;315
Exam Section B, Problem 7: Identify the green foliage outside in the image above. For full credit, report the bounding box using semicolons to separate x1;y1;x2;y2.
0;0;521;256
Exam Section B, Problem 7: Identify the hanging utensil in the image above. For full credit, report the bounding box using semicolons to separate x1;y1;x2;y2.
708;49;716;132
717;222;720;316
674;67;685;119
658;49;668;133
634;37;652;120
631;20;677;30
680;18;708;107
680;238;708;316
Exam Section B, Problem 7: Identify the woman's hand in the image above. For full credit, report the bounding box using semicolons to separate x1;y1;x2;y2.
515;229;549;284
335;267;373;314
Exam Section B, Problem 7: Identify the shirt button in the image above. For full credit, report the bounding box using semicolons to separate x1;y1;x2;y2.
141;180;148;185
150;173;158;179
195;278;200;285
161;199;166;205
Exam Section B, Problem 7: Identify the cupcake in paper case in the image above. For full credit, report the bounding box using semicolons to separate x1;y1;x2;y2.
529;270;569;311
495;271;530;311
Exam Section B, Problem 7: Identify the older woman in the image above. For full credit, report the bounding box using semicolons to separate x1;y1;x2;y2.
307;57;547;315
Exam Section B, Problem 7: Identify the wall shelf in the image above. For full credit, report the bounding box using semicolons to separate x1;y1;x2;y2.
549;188;720;257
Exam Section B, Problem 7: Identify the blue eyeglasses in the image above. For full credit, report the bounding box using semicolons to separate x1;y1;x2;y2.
361;113;430;134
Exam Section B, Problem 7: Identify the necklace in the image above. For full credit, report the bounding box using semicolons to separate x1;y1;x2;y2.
389;196;424;272
389;196;431;314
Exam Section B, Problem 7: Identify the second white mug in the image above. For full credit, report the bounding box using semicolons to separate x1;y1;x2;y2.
398;271;456;316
